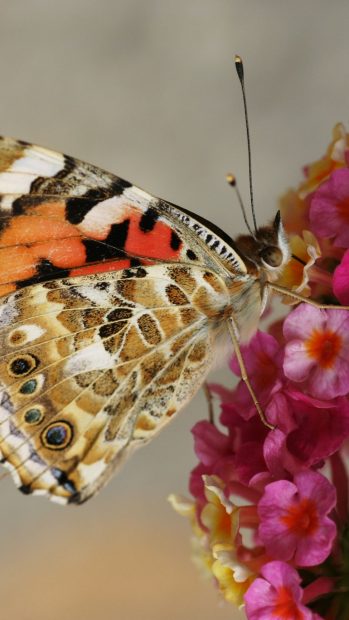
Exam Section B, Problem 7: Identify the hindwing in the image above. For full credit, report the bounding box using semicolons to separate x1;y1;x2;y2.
0;264;233;503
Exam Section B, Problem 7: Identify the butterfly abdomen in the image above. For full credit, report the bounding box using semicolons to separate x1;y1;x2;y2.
227;276;263;342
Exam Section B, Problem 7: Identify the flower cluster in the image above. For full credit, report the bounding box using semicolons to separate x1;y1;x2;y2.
170;124;349;619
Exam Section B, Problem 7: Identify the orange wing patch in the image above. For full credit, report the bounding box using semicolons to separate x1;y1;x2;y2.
0;137;225;300
125;214;182;260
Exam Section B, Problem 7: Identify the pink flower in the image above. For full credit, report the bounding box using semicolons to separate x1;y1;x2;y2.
262;391;349;481
283;304;349;399
189;421;235;503
265;390;298;434
171;124;349;618
285;391;349;466
244;561;313;620
191;420;232;468
233;437;266;487
310;167;349;247
263;429;304;480
229;331;284;420
333;248;349;304
219;402;270;487
258;471;336;566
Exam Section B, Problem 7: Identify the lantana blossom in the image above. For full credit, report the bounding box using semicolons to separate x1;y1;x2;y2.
276;231;321;299
299;122;349;198
169;475;256;607
244;561;314;620
310;167;349;248
227;330;285;420
258;471;336;566
171;124;349;619
283;305;349;399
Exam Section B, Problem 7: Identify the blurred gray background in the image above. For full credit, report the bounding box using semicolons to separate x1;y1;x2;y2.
0;2;348;619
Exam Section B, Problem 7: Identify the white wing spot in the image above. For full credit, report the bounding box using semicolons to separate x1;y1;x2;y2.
8;323;45;346
0;302;18;327
0;150;64;193
78;460;107;485
64;342;113;376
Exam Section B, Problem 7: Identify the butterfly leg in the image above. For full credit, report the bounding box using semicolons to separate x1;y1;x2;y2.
203;382;214;424
268;283;349;310
227;319;274;430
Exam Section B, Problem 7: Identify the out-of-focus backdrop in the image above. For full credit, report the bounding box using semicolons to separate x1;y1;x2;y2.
0;2;348;619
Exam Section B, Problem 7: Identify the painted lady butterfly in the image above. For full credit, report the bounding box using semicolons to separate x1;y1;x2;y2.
0;59;344;505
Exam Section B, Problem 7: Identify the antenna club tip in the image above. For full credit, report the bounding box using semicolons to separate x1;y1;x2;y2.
234;54;244;81
226;173;236;186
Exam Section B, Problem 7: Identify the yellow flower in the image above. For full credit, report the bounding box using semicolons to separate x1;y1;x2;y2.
279;124;349;256
168;493;213;578
169;477;256;609
279;189;309;236
276;230;321;302
299;122;349;198
201;475;239;545
212;544;254;607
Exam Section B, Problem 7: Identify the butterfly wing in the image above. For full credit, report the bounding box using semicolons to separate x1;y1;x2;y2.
0;263;231;503
0;137;251;503
0;137;247;299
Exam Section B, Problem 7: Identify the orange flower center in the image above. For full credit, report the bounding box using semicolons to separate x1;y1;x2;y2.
281;498;319;537
305;328;342;369
273;586;305;620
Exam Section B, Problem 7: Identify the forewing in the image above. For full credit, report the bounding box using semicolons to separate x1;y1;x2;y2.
0;264;231;503
0;137;246;297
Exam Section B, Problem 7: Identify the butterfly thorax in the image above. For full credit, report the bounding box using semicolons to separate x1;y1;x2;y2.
228;211;291;342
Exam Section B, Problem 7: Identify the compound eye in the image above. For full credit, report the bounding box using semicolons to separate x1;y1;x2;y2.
260;246;283;268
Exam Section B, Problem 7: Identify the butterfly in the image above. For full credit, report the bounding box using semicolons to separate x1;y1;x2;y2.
0;61;345;504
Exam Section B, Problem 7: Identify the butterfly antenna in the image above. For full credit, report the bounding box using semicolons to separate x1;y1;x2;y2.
226;173;255;236
235;55;258;234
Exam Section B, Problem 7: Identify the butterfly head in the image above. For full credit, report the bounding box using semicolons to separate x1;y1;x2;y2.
236;211;291;280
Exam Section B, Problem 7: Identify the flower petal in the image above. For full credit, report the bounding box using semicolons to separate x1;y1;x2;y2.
333;249;349;304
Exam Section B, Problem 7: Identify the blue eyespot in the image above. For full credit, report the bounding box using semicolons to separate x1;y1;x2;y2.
20;379;37;394
9;354;39;377
41;421;73;450
24;408;43;424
